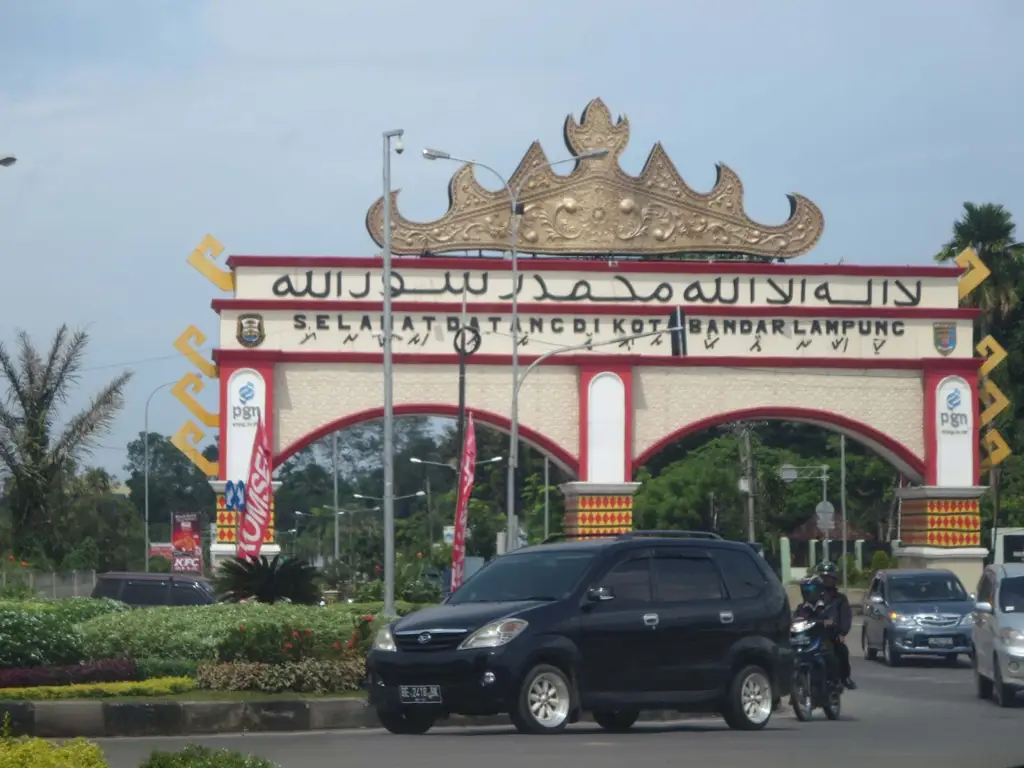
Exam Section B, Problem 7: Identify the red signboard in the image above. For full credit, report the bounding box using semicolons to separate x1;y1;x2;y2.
451;412;477;592
171;512;203;573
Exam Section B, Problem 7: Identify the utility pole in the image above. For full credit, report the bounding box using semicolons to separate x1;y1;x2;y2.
743;428;755;543
840;434;848;589
543;457;550;540
332;432;339;562
425;475;433;549
709;491;717;532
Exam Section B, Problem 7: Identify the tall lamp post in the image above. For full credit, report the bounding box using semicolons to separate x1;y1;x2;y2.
422;147;608;551
144;381;177;571
410;456;503;546
381;128;404;617
779;463;835;566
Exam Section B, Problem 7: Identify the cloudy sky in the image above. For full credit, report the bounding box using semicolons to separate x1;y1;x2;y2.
1;0;1022;479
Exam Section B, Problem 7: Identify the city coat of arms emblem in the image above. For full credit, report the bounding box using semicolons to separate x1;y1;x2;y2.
236;314;266;349
933;322;956;357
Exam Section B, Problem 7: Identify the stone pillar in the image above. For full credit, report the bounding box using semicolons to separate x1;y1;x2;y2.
779;536;792;585
855;540;864;570
208;480;282;569
894;485;988;590
560;482;640;540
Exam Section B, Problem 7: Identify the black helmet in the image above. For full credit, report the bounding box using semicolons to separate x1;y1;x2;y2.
816;561;839;579
799;575;823;604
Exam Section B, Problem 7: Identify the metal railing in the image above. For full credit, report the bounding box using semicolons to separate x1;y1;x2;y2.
0;569;98;598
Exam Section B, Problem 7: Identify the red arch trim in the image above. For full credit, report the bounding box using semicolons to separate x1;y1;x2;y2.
632;407;926;481
274;403;579;477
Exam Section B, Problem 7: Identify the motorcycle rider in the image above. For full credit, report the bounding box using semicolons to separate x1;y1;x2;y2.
794;575;825;619
816;561;857;690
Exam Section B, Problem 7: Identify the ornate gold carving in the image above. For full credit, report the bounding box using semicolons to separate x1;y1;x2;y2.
173;326;217;379
187;234;234;293
977;335;1007;378
981;428;1011;470
366;99;824;259
956;246;991;301
171;372;220;428
171;421;219;477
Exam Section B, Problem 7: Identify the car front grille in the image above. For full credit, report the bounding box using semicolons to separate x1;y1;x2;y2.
916;614;960;628
393;630;466;652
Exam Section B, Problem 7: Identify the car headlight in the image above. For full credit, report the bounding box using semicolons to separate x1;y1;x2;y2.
998;628;1024;647
890;612;917;627
458;619;528;650
960;614;974;626
372;625;397;652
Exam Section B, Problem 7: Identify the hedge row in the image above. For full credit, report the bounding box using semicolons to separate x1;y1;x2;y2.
0;676;195;701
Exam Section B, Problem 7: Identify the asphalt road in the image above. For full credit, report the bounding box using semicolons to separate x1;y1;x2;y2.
98;652;1024;768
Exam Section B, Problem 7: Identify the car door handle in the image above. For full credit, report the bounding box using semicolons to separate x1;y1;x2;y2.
643;613;659;628
720;611;734;624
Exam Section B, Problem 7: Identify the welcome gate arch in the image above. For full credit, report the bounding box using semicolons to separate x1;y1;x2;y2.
196;98;999;588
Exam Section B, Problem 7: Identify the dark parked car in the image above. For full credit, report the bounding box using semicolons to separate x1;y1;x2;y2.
91;572;217;607
366;531;793;735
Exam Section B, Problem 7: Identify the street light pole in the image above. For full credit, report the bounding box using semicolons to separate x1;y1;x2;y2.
422;147;608;552
144;381;177;572
332;431;339;562
381;128;404;617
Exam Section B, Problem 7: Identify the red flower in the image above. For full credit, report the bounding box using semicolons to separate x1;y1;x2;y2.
19;561;26;568
417;552;423;559
305;628;312;635
6;556;13;563
292;631;299;638
333;642;341;650
347;639;356;648
351;631;358;640
238;625;245;631
375;565;382;573
362;615;373;622
284;642;292;649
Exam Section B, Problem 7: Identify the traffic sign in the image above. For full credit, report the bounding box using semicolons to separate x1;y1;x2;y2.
815;500;835;532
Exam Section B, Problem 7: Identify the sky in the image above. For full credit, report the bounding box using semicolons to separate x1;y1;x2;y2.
1;0;1022;480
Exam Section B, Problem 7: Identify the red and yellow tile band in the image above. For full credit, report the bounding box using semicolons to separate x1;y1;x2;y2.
215;494;275;544
563;494;634;540
900;497;981;548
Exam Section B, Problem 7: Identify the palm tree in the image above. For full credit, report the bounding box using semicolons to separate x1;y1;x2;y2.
214;554;321;604
934;202;1024;333
0;325;132;559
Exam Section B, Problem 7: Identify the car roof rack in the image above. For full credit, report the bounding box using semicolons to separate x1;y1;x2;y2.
539;531;622;544
618;530;723;540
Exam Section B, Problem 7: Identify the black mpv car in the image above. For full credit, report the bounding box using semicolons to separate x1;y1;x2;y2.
366;531;793;735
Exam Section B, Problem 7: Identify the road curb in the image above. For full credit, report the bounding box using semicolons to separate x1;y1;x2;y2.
1;697;792;737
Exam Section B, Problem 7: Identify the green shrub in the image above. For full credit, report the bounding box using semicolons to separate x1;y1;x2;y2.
141;744;277;768
0;676;195;701
78;602;426;663
49;597;128;624
889;553;901;569
135;658;198;680
0;609;84;669
0;736;109;767
196;658;364;694
868;550;891;574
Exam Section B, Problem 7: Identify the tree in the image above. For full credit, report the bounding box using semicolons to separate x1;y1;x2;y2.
0;326;132;560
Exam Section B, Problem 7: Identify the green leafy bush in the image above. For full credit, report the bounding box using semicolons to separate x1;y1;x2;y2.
78;602;425;663
141;744;277;768
0;609;84;669
0;676;195;701
869;550;891;574
135;658;199;680
196;658;364;694
48;597;128;624
0;737;109;767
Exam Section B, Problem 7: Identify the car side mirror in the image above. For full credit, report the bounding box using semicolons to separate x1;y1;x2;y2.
974;601;993;614
869;594;884;604
587;586;615;603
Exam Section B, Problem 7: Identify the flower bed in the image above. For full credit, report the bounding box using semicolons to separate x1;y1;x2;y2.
0;659;136;689
0;676;195;701
196;658;364;694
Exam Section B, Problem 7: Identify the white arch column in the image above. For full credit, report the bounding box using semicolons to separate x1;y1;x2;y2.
560;366;640;539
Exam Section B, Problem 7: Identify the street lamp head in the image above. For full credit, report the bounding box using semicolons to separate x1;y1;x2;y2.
409;457;423;464
487;456;504;464
779;464;798;484
422;148;450;161
352;493;368;500
414;490;426;497
0;156;15;168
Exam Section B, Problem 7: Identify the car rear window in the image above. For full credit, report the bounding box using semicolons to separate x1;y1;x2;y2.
711;548;769;599
92;578;123;600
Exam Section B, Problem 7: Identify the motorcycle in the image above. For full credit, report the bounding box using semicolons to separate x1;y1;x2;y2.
789;614;842;721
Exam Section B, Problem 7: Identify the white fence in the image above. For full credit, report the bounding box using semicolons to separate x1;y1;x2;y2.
1;570;98;598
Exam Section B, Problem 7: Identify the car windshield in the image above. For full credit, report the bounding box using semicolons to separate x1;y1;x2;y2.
447;550;597;604
888;575;968;603
998;576;1024;613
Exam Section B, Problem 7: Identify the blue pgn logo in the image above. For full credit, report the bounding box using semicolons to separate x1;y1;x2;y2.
946;389;962;410
239;382;255;404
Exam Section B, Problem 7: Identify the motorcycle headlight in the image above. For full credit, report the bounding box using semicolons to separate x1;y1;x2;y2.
371;625;397;652
458;619;528;650
890;612;917;627
791;620;813;634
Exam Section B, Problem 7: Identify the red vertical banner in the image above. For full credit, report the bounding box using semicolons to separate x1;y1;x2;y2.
237;416;274;560
171;512;203;573
451;412;477;592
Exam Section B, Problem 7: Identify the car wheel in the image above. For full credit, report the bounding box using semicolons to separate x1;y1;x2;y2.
376;709;436;735
882;632;902;667
993;659;1017;708
511;664;574;734
722;664;773;731
862;628;878;661
973;650;993;699
592;710;639;732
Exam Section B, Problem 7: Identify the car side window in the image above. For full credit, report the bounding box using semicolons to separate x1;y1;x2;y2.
710;549;767;599
120;580;169;606
652;555;725;603
170;582;207;606
977;573;994;604
597;556;652;604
